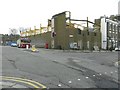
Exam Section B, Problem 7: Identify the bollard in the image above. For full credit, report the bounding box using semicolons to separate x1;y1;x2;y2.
45;43;48;49
31;45;37;52
26;45;29;49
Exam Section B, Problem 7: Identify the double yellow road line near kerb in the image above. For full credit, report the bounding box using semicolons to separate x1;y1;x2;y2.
0;76;46;88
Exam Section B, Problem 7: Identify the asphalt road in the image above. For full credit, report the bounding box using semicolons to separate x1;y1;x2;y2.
1;46;120;89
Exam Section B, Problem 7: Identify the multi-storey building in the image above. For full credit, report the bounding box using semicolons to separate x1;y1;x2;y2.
118;1;120;49
101;16;119;50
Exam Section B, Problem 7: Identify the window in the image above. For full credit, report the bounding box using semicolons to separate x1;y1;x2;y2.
109;31;111;33
78;29;81;34
88;32;89;35
111;24;113;30
109;23;111;30
83;34;84;36
94;32;96;36
114;25;116;31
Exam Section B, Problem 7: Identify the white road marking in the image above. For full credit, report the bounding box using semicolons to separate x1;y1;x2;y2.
105;72;107;74
110;72;113;74
85;77;89;79
58;84;62;87
68;81;72;83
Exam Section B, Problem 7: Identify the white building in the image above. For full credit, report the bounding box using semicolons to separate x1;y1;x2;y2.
101;17;119;50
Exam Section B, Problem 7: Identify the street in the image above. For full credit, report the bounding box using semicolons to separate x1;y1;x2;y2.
1;46;119;89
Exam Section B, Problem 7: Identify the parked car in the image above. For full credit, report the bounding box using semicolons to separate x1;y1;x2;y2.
11;42;17;47
115;47;120;51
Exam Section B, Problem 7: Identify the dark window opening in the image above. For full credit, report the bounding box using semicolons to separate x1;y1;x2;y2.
88;32;89;35
78;29;81;34
94;32;96;36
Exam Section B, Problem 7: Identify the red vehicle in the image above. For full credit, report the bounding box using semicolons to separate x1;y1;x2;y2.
17;38;31;48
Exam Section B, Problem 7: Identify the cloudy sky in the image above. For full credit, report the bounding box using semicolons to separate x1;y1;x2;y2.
0;0;119;34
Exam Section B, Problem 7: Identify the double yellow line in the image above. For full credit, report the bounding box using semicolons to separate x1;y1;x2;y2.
1;76;46;88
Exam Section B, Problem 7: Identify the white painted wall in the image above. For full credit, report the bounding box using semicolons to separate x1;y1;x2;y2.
101;17;107;49
101;17;118;50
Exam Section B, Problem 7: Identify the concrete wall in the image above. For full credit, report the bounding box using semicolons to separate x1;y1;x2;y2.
52;12;69;49
28;32;51;48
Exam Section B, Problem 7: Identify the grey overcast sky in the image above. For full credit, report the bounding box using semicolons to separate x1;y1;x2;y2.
0;0;119;34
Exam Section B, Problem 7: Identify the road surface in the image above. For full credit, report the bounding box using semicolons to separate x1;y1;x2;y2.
1;46;119;89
